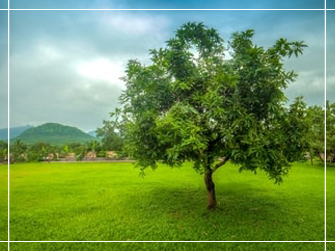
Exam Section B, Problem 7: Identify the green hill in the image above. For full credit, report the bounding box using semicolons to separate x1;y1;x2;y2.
15;123;94;145
0;125;33;141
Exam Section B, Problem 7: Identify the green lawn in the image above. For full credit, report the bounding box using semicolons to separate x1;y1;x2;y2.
0;242;7;251
327;165;335;240
8;161;324;241
0;164;7;241
9;242;325;251
328;242;335;251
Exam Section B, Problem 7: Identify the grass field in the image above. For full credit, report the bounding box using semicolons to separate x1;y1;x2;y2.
8;161;324;241
0;164;7;241
0;242;7;251
8;242;326;251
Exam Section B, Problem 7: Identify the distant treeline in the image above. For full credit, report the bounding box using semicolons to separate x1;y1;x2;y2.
0;139;126;163
1;102;334;164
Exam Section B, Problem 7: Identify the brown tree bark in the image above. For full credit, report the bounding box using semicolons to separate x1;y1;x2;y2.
204;168;216;210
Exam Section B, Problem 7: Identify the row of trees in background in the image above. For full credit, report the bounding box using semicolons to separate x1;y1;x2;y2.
303;101;335;164
0;101;333;164
0;129;125;163
306;104;325;164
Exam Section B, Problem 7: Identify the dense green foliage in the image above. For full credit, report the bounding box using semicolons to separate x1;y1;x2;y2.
96;117;124;152
9;242;325;251
10;139;27;163
9;162;324;241
24;142;58;162
9;140;110;163
116;22;309;208
327;101;335;163
14;123;94;145
0;141;7;163
119;23;308;177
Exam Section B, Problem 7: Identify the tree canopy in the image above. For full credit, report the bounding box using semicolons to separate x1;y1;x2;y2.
115;22;309;209
96;116;124;152
327;101;335;163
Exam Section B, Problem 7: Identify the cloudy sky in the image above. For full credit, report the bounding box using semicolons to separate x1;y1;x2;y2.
328;10;335;102
0;10;7;131
8;0;325;9
0;1;330;132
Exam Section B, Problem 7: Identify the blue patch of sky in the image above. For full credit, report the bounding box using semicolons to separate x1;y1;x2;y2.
10;0;324;9
327;10;335;101
328;11;335;38
9;10;323;50
327;0;335;9
0;0;7;9
8;9;325;129
0;10;7;71
0;10;7;129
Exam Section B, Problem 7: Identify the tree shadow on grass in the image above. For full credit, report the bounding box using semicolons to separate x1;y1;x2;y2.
125;182;281;215
121;183;323;240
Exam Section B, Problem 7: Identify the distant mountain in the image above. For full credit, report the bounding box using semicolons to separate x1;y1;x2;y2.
14;123;95;145
87;130;97;138
0;125;33;141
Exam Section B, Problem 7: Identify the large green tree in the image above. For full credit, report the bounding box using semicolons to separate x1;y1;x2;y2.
117;22;309;209
96;117;124;152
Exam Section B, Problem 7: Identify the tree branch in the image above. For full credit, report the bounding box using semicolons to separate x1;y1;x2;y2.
212;156;230;173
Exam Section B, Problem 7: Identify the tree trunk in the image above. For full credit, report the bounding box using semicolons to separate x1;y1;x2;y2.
317;151;324;162
204;169;216;210
310;149;314;165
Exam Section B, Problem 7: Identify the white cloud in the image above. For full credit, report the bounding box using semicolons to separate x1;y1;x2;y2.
76;58;125;88
100;12;170;36
9;10;328;131
38;45;64;62
327;74;335;102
